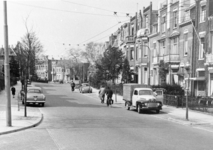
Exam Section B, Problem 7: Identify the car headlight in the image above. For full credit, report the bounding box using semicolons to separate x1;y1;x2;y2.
144;103;147;106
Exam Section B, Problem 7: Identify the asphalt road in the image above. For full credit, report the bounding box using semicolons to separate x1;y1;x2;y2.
0;82;213;150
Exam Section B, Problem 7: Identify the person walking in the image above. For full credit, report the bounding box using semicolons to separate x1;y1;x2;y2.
99;85;106;103
70;80;75;92
11;86;16;98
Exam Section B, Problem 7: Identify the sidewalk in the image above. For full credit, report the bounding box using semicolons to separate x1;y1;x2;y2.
92;87;213;127
0;82;43;135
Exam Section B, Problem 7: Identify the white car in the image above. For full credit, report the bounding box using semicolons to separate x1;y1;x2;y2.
22;87;46;107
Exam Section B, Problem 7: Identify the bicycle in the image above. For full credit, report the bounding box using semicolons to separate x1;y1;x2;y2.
106;98;113;107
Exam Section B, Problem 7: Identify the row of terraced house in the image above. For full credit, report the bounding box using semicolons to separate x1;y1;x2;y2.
104;0;213;97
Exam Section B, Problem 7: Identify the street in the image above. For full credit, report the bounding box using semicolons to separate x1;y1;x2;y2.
0;82;213;150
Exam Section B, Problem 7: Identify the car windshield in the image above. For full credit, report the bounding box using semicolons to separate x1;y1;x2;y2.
139;90;152;95
28;89;41;93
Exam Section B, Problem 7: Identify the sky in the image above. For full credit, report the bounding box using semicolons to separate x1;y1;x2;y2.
0;0;162;59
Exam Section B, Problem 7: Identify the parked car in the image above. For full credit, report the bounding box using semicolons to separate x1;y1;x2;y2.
22;87;46;106
79;83;92;93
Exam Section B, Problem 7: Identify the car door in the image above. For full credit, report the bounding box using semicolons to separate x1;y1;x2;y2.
155;89;164;104
132;90;138;106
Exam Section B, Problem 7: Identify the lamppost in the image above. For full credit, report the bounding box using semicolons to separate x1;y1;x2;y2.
181;62;190;120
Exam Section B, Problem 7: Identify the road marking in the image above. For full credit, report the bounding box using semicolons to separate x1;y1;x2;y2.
46;128;61;150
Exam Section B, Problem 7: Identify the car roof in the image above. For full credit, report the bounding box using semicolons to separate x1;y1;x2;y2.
135;88;152;90
28;87;42;90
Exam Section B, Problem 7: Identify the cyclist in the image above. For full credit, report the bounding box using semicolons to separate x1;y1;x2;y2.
106;87;113;107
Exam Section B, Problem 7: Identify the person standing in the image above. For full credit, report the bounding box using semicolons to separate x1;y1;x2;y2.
11;86;16;98
70;80;75;92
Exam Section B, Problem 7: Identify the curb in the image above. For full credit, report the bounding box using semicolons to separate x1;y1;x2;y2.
0;113;43;136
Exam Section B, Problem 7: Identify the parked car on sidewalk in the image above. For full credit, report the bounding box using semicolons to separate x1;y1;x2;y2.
123;84;162;114
22;87;46;107
79;83;92;93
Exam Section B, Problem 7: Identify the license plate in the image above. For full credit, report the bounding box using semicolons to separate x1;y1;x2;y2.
34;98;37;101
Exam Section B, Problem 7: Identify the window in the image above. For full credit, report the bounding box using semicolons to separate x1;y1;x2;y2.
139;90;152;95
183;33;188;55
199;38;205;59
135;47;138;60
173;11;178;28
134;90;138;95
132;26;134;36
145;15;149;28
152;24;158;34
130;48;134;60
138;47;141;59
160;40;165;56
200;6;206;23
211;33;213;54
153;42;157;57
143;43;148;58
171;37;178;54
161;15;166;33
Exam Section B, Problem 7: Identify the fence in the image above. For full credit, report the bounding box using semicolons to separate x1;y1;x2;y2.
164;94;213;114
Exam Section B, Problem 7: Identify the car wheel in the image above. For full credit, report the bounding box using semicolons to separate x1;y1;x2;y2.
137;104;141;114
125;102;130;110
156;110;160;114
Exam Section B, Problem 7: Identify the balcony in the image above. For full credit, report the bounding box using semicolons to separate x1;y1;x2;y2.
125;36;135;44
153;56;159;65
164;54;180;63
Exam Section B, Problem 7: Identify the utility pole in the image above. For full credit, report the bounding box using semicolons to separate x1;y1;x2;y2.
3;0;12;126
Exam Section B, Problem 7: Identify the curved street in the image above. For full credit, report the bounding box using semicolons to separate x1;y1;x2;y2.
0;82;213;150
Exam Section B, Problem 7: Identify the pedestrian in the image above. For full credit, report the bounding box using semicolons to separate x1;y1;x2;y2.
11;86;16;98
99;85;106;103
70;80;75;92
106;87;113;106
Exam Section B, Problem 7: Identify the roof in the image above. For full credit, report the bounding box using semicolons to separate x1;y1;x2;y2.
0;47;16;56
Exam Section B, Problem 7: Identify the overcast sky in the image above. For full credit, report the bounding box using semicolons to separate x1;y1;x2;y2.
0;0;161;59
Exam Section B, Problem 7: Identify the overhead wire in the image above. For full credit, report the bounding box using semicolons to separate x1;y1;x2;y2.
9;1;128;17
61;0;133;15
78;19;129;45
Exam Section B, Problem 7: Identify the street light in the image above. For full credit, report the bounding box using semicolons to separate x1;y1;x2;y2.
181;63;190;120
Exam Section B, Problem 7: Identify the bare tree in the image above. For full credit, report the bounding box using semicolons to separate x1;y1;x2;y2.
14;20;43;116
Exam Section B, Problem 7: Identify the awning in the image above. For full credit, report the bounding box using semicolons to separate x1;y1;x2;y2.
185;77;205;81
171;65;179;69
199;31;206;38
169;31;180;38
196;68;205;72
137;28;149;37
